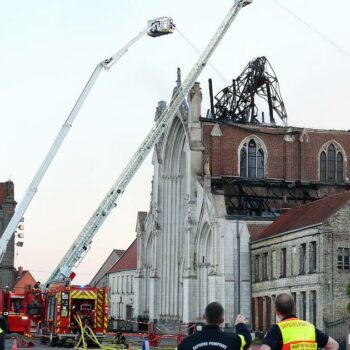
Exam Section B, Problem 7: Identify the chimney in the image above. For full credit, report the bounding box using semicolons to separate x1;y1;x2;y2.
17;266;23;278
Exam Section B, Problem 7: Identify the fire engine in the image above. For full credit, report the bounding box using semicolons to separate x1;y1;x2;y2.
0;290;31;334
38;285;108;345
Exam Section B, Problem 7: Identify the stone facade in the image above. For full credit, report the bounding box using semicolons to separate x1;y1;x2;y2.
251;193;350;331
108;270;136;320
135;76;270;325
107;240;137;321
134;72;350;326
0;181;16;288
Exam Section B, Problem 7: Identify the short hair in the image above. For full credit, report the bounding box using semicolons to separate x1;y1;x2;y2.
205;302;224;324
275;293;295;316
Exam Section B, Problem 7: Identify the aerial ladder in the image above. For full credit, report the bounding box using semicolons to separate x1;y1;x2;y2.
46;0;253;285
0;17;175;263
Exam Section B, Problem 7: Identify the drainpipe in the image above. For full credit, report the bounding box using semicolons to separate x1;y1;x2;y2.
236;219;241;314
331;231;334;320
249;241;253;328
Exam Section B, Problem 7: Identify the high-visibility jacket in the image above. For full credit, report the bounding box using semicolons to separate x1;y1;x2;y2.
276;317;317;350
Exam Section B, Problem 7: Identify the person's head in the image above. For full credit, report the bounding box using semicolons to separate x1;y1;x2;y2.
275;293;295;318
204;302;224;325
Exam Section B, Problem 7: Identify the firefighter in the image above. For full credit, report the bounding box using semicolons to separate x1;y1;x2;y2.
33;281;41;290
177;302;251;350
14;300;21;313
260;293;339;350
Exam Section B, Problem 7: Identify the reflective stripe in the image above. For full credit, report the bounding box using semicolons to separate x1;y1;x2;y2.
238;334;246;350
0;328;3;334
277;318;316;350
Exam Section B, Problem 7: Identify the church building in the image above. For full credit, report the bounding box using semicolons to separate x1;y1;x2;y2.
133;57;350;326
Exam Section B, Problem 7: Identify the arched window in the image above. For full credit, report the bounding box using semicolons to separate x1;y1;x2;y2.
240;148;247;178
320;152;326;181
337;153;344;182
327;144;336;182
248;140;257;178
257;149;264;178
240;138;265;179
319;143;345;183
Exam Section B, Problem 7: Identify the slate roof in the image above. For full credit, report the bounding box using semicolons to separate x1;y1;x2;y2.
251;191;350;242
108;239;137;273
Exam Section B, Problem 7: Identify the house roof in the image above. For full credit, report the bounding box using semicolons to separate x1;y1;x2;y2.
252;191;350;242
247;223;272;241
90;249;125;285
14;270;37;287
108;239;137;273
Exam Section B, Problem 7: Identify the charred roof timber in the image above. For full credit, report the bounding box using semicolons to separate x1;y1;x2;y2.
208;56;288;126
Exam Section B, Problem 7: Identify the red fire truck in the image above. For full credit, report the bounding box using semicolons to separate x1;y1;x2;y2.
39;285;108;345
0;290;31;334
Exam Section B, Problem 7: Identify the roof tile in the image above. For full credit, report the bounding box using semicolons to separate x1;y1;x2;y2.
247;223;272;241
108;239;137;273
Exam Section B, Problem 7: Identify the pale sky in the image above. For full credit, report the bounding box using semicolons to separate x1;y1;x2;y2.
1;0;349;284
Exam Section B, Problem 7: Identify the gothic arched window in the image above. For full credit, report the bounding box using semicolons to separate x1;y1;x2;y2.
240;138;265;179
337;153;344;182
320;152;326;182
319;143;345;183
240;148;247;178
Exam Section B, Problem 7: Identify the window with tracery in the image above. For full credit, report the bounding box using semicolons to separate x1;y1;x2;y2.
319;143;344;183
240;139;265;178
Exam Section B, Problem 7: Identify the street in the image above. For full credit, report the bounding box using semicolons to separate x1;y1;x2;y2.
5;338;111;350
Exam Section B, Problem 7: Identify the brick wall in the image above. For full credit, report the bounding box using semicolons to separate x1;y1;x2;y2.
202;121;350;182
13;271;37;294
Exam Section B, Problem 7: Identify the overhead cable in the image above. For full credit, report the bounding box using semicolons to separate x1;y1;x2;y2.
272;0;350;60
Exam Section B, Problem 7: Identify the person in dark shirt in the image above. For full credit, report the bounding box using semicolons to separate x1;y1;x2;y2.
261;293;338;350
178;302;251;350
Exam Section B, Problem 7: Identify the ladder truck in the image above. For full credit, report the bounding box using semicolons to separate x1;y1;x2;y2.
46;0;253;285
0;17;175;263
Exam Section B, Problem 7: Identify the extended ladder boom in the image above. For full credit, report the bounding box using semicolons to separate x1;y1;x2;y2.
0;19;174;263
46;0;252;285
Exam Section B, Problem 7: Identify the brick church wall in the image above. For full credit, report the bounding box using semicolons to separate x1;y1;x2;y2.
202;121;350;183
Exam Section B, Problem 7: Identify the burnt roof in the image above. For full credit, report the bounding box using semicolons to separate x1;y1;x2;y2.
251;191;350;242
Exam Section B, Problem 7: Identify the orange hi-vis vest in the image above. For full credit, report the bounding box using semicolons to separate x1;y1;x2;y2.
277;317;317;350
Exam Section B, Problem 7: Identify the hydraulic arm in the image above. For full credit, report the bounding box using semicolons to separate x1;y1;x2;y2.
46;0;253;285
0;18;174;263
